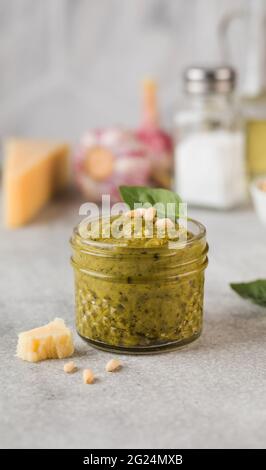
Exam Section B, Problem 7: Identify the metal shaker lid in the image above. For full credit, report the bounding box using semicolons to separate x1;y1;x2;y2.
184;66;236;94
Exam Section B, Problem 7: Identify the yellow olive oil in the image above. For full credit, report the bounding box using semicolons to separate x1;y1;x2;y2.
246;119;266;177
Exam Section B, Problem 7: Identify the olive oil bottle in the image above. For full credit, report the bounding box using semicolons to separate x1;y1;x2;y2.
239;0;266;179
219;0;266;179
244;93;266;178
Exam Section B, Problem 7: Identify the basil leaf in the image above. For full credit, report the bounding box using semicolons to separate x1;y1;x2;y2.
119;186;182;218
230;280;266;307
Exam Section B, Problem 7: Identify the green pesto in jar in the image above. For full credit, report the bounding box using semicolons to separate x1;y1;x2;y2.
70;214;208;353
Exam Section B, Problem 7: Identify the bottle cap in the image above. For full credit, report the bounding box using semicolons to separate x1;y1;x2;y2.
184;66;236;94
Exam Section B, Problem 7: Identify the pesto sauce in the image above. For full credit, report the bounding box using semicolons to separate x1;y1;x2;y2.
71;215;208;352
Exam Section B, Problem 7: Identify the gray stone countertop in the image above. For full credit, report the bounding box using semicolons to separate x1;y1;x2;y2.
1;194;266;449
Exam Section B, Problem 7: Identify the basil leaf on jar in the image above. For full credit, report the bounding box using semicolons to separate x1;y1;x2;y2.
230;279;266;307
119;186;182;218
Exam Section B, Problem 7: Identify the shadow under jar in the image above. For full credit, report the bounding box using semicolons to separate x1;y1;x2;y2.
70;218;208;354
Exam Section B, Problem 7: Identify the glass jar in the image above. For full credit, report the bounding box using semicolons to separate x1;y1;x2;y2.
174;66;247;209
70;218;208;354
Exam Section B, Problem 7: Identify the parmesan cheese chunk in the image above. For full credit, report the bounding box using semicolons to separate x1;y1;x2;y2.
16;318;74;362
3;139;70;228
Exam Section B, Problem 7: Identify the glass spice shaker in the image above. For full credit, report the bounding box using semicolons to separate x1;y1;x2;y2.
174;66;247;209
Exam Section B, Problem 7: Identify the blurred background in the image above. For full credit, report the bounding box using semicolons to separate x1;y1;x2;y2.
0;0;253;140
2;0;266;224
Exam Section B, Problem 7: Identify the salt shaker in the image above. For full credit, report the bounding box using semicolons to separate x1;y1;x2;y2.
174;66;247;209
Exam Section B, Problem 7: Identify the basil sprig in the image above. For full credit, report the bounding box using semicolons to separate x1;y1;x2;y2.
119;186;182;219
230;279;266;307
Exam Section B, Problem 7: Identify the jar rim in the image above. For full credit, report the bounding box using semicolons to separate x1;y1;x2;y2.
71;217;206;254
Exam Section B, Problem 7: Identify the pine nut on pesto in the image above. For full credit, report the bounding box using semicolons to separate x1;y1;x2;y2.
70;214;208;353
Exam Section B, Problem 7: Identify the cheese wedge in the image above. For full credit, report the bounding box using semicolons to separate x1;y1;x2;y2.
16;318;74;362
3;139;70;228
